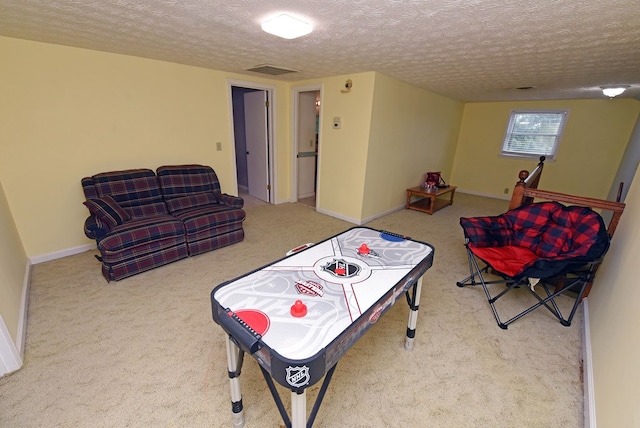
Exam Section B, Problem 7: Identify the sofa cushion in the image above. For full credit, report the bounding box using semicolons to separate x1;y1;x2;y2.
91;169;168;217
98;215;185;253
165;192;218;214
503;202;607;259
171;204;246;236
468;244;539;278
156;164;221;198
187;228;245;256
83;196;131;228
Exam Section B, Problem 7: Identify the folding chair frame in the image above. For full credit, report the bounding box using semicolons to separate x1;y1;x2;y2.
456;241;597;329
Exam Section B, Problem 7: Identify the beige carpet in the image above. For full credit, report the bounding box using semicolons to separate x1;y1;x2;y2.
0;194;583;427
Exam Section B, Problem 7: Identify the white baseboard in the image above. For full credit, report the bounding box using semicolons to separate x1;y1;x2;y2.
16;261;31;358
0;259;31;377
315;207;362;225
275;198;294;204
456;188;511;201
315;204;405;226
361;204;405;225
582;298;596;428
29;243;95;265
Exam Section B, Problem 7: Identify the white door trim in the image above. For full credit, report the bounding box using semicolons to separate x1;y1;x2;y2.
227;79;277;203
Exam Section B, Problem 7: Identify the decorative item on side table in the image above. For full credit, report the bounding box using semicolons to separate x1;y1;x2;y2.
407;173;456;215
423;171;450;191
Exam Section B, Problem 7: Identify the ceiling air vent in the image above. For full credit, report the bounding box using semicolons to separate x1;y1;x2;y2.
246;64;300;76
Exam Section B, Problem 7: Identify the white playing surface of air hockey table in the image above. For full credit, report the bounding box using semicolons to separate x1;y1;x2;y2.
211;226;434;427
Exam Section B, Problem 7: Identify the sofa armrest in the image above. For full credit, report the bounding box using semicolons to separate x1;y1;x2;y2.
84;216;110;241
219;193;244;209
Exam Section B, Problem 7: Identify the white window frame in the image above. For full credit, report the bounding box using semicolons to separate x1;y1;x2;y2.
500;109;569;160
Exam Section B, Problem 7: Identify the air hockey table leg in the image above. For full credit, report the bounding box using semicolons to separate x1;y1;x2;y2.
225;336;245;428
290;390;307;428
404;276;423;351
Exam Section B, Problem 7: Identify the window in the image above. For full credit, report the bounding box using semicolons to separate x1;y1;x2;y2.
501;110;568;159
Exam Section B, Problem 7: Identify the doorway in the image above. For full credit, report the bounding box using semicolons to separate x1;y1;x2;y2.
230;81;275;204
293;85;322;208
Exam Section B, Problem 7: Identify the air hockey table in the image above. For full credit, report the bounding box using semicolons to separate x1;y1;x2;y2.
211;226;434;427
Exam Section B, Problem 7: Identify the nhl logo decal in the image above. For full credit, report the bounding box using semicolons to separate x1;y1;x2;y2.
295;280;324;297
286;365;310;387
322;258;361;278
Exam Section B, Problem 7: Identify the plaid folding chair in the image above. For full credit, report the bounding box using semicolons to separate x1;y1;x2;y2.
456;202;610;329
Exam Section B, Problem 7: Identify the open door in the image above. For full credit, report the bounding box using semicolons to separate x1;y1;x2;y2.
297;91;318;200
293;86;321;208
244;90;270;202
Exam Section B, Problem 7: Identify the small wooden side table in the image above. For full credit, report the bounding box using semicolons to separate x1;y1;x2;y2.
406;185;457;215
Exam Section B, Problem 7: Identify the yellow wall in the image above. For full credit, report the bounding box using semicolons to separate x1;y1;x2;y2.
0;180;27;345
363;72;463;218
314;72;376;219
588;166;640;427
0;36;290;257
11;34;632;252
451;100;640;199
293;72;464;221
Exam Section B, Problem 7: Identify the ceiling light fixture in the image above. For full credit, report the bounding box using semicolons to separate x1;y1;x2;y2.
602;86;628;98
261;14;313;39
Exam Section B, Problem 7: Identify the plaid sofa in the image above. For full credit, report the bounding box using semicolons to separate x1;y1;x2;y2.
82;165;245;281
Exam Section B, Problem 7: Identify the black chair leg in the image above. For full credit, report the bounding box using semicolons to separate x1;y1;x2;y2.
457;249;595;329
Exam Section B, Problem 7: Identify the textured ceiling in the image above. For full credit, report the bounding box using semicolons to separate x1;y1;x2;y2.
1;0;639;102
